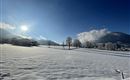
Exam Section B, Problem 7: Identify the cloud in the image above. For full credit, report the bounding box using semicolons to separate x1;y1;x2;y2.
18;35;32;39
38;35;47;40
0;23;16;30
0;22;33;39
77;29;110;43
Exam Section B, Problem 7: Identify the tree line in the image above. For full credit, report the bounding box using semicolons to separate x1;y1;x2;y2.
0;38;39;47
64;37;129;51
0;36;129;51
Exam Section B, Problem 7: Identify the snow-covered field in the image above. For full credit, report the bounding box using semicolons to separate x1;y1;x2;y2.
0;44;130;80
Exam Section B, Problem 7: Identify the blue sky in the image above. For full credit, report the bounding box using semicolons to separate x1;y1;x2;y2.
1;0;130;42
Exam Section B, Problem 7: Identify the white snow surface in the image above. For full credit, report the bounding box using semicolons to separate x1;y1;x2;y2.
0;44;130;80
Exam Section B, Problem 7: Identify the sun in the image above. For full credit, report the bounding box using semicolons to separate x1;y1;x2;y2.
21;25;28;32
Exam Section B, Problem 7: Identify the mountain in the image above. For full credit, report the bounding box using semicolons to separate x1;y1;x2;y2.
0;28;59;46
0;28;38;46
0;28;17;39
38;40;59;45
96;32;130;44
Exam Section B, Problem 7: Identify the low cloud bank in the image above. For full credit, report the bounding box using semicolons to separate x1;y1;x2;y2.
77;29;110;43
0;23;16;30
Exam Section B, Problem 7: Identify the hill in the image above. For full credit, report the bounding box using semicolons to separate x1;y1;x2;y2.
96;32;130;44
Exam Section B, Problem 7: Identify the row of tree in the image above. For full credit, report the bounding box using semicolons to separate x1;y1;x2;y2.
65;37;81;49
64;37;129;51
97;42;129;51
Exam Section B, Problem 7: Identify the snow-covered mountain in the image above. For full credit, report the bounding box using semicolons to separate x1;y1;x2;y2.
96;32;130;44
0;28;59;46
0;28;17;39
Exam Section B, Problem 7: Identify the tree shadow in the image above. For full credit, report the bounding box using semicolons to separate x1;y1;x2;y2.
49;46;79;50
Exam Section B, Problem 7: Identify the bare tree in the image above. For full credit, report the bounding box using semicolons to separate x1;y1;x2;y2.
66;37;72;50
105;42;118;50
85;41;95;48
105;42;112;50
97;43;105;50
62;41;65;49
48;40;51;48
73;39;81;48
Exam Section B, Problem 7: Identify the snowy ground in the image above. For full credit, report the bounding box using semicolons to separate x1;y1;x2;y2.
0;44;130;80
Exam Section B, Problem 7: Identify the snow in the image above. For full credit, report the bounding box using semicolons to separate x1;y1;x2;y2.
123;78;130;80
0;44;130;80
